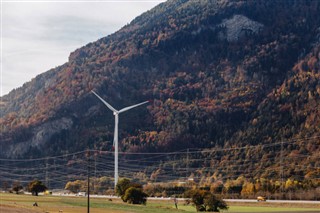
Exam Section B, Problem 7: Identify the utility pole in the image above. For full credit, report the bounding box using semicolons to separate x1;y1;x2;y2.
45;158;49;189
187;148;189;178
94;152;97;194
87;150;90;213
280;141;284;199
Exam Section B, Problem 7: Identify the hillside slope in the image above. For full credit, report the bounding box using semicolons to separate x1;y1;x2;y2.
0;0;319;181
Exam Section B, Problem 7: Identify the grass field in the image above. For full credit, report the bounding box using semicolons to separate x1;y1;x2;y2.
0;193;319;213
224;206;320;212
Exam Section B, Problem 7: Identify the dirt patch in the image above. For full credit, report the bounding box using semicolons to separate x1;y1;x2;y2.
0;204;132;213
234;212;320;213
0;204;41;213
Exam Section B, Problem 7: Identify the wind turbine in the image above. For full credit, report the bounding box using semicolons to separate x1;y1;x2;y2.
91;91;148;188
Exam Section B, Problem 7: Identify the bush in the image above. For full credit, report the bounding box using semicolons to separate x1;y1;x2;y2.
204;193;228;212
115;178;147;204
12;181;23;194
185;189;228;212
116;178;133;198
122;187;148;205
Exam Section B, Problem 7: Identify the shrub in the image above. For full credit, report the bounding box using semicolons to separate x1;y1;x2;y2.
116;178;132;198
185;189;228;212
12;182;23;194
122;187;148;205
115;178;147;204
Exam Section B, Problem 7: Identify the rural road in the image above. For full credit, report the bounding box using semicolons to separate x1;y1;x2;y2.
224;199;320;204
52;193;320;205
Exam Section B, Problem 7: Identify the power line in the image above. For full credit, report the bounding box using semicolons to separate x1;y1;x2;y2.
0;136;318;190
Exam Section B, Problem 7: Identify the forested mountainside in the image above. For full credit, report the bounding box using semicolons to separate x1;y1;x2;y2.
0;0;319;182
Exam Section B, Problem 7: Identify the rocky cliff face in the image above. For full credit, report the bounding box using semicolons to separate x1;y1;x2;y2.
219;14;264;41
2;117;73;157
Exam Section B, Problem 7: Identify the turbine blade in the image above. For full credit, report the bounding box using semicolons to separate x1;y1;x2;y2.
119;101;149;113
91;90;118;113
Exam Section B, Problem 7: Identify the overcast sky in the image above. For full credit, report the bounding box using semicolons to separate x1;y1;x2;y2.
0;0;165;96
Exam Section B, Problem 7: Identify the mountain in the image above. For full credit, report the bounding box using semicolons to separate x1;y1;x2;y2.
0;0;319;182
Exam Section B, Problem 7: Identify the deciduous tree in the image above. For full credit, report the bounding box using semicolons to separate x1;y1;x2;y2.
27;180;47;196
185;189;228;212
122;186;148;205
12;181;23;194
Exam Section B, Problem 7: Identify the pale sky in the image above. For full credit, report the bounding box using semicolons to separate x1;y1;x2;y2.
0;0;165;96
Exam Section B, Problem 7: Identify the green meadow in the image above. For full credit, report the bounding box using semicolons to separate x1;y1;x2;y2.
0;193;319;213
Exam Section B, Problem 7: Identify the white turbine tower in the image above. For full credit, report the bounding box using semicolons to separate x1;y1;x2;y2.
91;91;148;188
